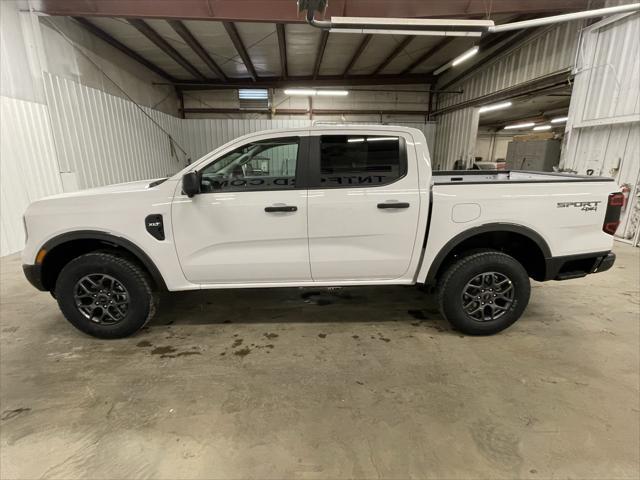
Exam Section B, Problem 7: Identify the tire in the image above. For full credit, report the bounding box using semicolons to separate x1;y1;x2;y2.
437;251;530;335
54;252;156;339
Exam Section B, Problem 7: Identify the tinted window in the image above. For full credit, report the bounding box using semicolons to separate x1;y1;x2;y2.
199;137;299;192
320;135;403;187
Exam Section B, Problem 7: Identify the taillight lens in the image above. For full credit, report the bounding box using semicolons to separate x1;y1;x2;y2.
603;192;624;235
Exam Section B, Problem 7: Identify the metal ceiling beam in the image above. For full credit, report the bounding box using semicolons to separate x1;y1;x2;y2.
127;19;206;80
167;20;227;81
172;74;436;89
34;1;601;23
276;24;288;80
72;17;175;82
372;36;415;76
313;30;330;79
342;34;372;77
401;38;455;75
181;107;431;116
433;69;572;116
223;22;258;81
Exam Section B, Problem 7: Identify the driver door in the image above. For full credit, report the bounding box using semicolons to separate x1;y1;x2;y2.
171;134;311;285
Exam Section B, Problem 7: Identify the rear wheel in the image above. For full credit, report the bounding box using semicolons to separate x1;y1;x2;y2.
437;251;530;335
54;253;156;339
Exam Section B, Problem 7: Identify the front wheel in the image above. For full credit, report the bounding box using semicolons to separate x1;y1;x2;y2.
55;253;156;339
437;251;530;335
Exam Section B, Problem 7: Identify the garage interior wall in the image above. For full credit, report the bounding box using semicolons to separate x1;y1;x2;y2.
560;11;640;243
433;21;582;169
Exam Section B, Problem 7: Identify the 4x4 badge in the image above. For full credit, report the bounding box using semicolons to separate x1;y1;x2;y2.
557;201;601;212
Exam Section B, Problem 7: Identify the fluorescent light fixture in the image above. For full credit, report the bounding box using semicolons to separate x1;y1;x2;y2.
284;89;349;97
316;90;349;96
452;46;479;66
238;89;268;100
329;17;491;36
331;28;482;37
533;125;552;131
284;89;317;96
551;116;568;123
478;101;512;113
504;122;535;130
347;138;365;143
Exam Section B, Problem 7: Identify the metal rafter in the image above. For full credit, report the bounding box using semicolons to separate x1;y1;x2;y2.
276;24;288;80
167;20;227;81
401;37;456;75
174;74;436;89
127;19;206;80
372;36;415;76
73;17;175;81
342;34;372;77
313;30;330;79
223;22;258;81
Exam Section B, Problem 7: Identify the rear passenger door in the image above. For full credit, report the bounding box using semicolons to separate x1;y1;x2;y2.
306;132;420;281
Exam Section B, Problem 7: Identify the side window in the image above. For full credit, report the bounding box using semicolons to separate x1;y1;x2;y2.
199;137;299;192
319;135;405;187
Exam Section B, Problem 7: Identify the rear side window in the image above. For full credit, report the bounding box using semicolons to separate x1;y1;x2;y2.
319;135;405;187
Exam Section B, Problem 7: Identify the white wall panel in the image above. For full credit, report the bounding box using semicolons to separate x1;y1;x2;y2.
43;72;188;190
562;12;640;243
0;96;63;256
433;22;582;169
439;22;580;109
180;119;436;162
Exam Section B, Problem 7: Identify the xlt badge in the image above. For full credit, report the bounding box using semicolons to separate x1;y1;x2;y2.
145;214;165;240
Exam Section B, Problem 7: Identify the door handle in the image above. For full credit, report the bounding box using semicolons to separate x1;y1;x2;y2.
377;202;410;209
265;205;297;212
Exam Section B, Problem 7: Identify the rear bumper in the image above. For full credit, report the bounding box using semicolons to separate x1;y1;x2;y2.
22;264;46;291
544;251;615;281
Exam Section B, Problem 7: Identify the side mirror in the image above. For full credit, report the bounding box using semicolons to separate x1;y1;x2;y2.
182;172;201;198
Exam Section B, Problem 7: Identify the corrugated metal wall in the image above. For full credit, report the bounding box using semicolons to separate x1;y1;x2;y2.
181;119;437;162
43;72;188;190
562;12;640;244
434;22;582;169
0;95;63;255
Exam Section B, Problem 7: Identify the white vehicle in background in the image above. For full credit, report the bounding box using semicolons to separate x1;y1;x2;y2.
22;126;622;338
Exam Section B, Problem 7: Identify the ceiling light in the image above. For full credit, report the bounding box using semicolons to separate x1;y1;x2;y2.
503;122;535;130
238;89;268;100
316;90;349;96
551;116;568;123
284;89;349;97
284;89;317;96
533;125;552;131
347;138;365;143
478;101;512;113
452;46;479;66
328;17;491;36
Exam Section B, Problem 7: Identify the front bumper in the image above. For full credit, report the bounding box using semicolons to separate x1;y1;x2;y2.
22;264;46;291
544;251;615;281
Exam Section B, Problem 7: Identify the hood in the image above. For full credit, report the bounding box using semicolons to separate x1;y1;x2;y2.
40;178;166;201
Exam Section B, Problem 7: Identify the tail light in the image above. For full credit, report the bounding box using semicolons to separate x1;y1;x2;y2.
602;192;624;235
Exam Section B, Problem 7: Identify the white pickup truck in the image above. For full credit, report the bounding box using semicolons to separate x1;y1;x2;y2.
22;126;622;338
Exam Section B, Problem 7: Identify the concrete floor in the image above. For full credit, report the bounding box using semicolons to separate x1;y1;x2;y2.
1;245;638;480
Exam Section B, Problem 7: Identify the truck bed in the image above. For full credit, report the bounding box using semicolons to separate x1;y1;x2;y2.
433;170;616;185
